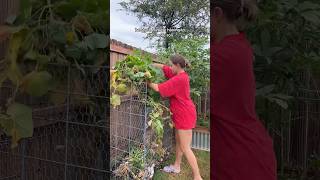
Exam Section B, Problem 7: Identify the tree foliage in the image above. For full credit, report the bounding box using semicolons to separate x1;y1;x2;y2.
120;0;209;48
244;0;320;115
157;37;210;97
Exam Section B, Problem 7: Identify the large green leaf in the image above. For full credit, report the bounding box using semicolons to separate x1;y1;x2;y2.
7;103;33;137
0;103;33;148
84;33;108;50
22;71;53;97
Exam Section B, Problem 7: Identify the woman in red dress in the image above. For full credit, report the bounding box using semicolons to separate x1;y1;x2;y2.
148;54;202;180
211;0;277;179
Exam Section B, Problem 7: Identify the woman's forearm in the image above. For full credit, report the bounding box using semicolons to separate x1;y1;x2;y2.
152;63;164;69
148;82;159;92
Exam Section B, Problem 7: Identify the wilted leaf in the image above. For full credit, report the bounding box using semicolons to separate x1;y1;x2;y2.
72;15;93;34
22;71;53;97
116;83;128;94
66;31;76;45
6;28;28;85
111;94;121;108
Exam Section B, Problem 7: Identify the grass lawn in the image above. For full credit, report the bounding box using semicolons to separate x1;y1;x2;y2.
153;149;210;180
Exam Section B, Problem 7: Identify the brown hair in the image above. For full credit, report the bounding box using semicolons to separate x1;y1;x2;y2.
211;0;258;22
170;54;189;68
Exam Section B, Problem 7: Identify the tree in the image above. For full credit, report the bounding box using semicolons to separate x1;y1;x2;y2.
120;0;209;48
157;37;210;97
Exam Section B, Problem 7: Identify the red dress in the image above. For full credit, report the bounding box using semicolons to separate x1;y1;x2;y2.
158;66;197;130
211;33;277;180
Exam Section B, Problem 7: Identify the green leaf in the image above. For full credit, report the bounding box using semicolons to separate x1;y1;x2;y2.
256;84;275;96
134;72;145;78
65;45;82;59
6;15;17;25
6;103;33;146
271;94;292;100
0;70;8;88
261;29;270;50
84;33;108;50
37;55;50;65
297;1;320;12
111;94;121;108
268;97;289;109
301;11;320;25
53;1;79;20
20;0;32;20
22;71;53;97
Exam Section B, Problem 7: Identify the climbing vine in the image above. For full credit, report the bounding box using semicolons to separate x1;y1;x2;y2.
111;52;172;179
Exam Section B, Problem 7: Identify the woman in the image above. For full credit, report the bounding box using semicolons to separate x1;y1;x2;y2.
148;54;202;180
211;0;277;180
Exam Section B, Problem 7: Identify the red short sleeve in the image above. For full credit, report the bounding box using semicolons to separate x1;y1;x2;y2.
158;77;178;97
162;65;175;79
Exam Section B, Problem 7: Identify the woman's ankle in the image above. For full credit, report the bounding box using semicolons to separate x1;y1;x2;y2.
172;163;181;170
193;175;202;180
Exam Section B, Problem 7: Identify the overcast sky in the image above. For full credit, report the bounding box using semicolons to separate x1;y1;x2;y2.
110;0;210;53
110;0;157;53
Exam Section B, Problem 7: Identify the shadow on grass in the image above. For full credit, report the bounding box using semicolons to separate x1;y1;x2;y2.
154;149;210;180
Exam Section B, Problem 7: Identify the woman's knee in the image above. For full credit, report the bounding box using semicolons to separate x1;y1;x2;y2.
179;143;192;153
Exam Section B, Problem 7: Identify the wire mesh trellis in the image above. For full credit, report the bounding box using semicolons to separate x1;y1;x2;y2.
0;63;110;180
267;70;320;174
110;82;174;179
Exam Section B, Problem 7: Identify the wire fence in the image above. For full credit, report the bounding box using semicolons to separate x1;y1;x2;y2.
110;82;174;179
266;71;320;175
0;63;110;180
0;63;174;179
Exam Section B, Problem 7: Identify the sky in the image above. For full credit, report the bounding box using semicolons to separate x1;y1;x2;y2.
110;0;210;53
110;0;157;53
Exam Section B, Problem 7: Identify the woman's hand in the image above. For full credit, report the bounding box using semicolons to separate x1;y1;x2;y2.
147;81;159;92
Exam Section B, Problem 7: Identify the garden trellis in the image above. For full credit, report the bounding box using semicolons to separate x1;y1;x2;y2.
110;82;173;179
0;63;110;179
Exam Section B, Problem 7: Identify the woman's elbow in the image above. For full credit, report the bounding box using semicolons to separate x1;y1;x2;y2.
154;84;159;92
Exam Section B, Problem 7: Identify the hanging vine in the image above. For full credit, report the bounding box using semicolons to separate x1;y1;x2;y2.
111;52;172;179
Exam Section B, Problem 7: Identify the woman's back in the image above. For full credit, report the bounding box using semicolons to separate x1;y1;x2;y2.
211;32;277;180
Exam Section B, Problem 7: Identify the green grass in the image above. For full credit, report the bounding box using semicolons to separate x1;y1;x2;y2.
153;149;210;180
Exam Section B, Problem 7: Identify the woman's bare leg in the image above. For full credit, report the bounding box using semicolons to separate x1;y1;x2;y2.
172;130;183;170
177;130;202;180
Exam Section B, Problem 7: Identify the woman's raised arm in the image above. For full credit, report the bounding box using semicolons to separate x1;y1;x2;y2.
152;63;164;69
